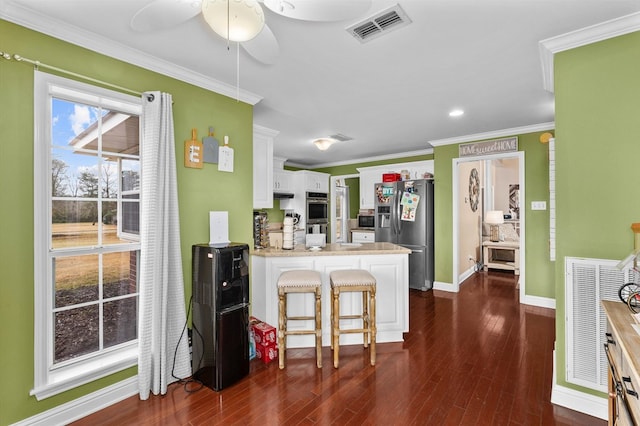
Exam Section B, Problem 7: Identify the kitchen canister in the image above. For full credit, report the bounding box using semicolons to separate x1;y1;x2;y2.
282;220;294;250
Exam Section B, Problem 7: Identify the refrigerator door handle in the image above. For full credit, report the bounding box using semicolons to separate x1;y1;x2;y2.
394;186;402;235
411;249;424;253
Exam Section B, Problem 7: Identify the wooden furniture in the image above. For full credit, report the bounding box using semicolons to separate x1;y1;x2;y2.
603;301;640;425
482;240;520;274
351;229;375;243
277;270;322;369
251;242;409;348
329;269;376;368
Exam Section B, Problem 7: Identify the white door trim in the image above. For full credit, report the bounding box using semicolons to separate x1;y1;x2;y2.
330;174;359;243
452;151;525;301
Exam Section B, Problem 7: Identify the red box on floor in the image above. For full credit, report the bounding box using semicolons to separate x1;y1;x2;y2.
250;317;277;347
255;343;278;364
382;173;401;182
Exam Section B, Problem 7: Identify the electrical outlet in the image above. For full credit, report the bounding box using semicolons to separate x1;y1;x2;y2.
531;201;547;210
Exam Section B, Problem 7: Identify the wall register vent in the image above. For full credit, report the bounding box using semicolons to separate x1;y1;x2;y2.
346;4;412;43
565;257;638;393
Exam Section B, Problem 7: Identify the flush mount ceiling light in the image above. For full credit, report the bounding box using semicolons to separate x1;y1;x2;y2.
313;137;337;151
201;0;265;42
449;109;464;117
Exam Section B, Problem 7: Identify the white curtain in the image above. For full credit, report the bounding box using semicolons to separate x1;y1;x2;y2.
138;91;191;400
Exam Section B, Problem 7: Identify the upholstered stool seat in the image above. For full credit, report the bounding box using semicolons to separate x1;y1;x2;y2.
329;269;377;368
277;270;322;369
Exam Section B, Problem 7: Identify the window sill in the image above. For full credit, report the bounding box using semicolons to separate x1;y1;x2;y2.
31;346;137;401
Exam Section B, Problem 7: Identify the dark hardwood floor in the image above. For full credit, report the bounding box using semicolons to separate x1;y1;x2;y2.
72;271;604;425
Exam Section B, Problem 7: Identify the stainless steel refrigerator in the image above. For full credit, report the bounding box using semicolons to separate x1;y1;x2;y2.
374;179;434;291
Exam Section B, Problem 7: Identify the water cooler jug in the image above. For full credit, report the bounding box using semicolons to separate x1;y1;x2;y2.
191;243;250;391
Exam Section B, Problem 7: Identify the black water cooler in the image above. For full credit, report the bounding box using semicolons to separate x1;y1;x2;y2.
192;243;250;391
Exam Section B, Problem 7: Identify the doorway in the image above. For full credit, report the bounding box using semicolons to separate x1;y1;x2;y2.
330;174;359;243
452;152;525;301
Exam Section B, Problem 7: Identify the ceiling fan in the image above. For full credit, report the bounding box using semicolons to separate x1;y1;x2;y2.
130;0;373;65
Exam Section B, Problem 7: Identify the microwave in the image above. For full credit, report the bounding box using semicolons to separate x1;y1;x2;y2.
357;214;375;229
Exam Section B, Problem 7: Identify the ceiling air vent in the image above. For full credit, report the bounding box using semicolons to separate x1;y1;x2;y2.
329;133;353;142
346;4;412;43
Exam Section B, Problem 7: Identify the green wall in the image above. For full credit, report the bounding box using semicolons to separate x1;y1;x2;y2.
553;31;640;395
0;20;253;424
345;177;360;218
432;132;554;297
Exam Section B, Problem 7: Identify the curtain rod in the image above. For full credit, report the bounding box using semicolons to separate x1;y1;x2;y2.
0;50;151;99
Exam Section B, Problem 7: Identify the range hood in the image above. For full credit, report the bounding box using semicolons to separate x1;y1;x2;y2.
274;192;294;199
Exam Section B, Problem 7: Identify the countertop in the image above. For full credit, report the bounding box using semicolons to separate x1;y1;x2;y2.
351;228;375;232
251;242;410;257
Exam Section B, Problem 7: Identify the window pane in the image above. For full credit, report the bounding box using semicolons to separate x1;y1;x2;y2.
55;304;99;363
103;251;138;297
121;159;140;192
51;147;100;198
103;297;137;349
54;254;99;308
101;160;119;199
51;201;99;249
121;198;139;235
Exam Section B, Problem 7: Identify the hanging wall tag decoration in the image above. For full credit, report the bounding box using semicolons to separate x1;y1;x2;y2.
218;135;234;172
184;128;203;169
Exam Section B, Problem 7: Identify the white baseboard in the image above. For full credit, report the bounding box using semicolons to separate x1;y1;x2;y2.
458;266;476;284
550;349;607;421
433;280;457;292
521;294;556;309
11;376;138;426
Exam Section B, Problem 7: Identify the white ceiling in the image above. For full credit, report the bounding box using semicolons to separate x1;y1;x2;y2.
2;0;640;167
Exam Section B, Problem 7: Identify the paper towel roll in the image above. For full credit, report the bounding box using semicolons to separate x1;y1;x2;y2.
312;224;320;233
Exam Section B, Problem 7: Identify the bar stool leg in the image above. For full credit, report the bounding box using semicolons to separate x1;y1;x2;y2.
370;286;376;366
332;287;340;368
278;287;286;369
315;287;322;368
362;291;369;348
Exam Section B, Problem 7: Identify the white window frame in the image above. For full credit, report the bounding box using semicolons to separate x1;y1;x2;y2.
32;71;142;400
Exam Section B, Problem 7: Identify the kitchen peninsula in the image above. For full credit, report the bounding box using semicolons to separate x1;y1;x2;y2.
251;243;410;348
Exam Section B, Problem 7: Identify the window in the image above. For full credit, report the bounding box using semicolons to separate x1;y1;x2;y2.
32;72;142;400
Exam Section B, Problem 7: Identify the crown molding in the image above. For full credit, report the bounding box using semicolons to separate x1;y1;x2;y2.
253;124;279;138
539;11;640;93
0;1;263;105
286;147;435;169
429;122;555;147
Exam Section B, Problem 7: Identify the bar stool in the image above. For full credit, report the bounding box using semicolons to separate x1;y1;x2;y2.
329;269;377;368
277;270;322;369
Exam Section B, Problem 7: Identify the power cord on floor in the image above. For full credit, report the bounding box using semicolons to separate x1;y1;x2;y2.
171;295;204;393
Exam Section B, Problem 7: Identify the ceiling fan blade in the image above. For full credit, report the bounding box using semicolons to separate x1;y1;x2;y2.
241;23;279;65
262;0;372;22
131;0;202;32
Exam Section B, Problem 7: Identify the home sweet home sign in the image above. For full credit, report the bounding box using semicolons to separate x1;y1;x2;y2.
459;136;518;157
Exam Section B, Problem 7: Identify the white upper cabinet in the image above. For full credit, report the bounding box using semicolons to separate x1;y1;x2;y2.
253;125;278;209
300;170;329;193
357;160;434;210
273;169;294;193
358;169;381;210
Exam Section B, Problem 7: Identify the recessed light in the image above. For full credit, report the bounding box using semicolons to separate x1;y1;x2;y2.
449;109;464;117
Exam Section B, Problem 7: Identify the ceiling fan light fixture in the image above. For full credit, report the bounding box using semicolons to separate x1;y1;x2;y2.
313;137;337;151
201;0;265;42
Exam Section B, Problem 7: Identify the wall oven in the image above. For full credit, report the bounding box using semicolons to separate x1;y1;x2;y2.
306;192;328;224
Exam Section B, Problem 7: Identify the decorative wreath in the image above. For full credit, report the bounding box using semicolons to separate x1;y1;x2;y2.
468;168;480;212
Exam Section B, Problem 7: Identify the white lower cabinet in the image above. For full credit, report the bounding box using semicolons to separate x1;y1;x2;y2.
251;253;408;348
351;230;375;243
